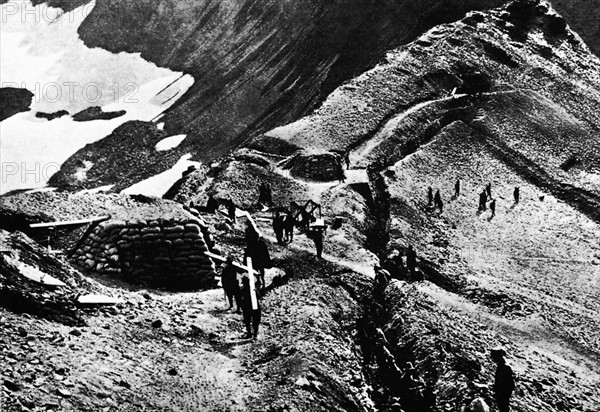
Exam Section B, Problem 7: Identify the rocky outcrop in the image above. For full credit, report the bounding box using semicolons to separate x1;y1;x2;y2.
72;106;125;122
75;0;518;161
0;88;33;121
71;218;216;290
35;110;69;121
0;230;93;325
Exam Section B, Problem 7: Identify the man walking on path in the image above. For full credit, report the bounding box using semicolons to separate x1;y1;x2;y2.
491;347;515;412
434;190;443;212
206;194;219;214
240;275;261;340
513;187;520;204
455;179;460;198
284;210;295;243
427;187;434;207
272;211;285;245
221;256;241;312
490;199;496;218
479;190;488;211
486;182;492;199
310;228;324;258
406;245;417;277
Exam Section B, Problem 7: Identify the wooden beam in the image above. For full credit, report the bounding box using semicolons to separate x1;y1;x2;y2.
247;257;258;310
204;251;258;274
30;215;111;229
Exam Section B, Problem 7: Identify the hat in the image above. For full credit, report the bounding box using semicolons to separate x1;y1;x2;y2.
490;346;506;359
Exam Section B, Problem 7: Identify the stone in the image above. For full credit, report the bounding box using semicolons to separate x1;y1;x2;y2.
69;329;82;337
17;326;27;337
152;320;163;328
57;388;72;398
167;368;178;376
3;379;21;392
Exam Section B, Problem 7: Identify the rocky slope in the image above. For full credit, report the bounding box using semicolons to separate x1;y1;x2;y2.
2;1;600;411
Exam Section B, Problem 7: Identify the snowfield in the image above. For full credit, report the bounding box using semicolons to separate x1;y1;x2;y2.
0;1;194;194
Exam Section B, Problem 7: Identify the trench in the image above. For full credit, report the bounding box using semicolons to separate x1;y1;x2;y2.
347;96;482;411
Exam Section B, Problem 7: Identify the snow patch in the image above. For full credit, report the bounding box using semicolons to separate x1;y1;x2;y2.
75;184;115;195
120;154;200;198
155;134;187;152
0;1;194;194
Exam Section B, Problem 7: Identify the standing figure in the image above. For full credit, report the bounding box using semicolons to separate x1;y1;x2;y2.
406;245;417;277
427;187;434;207
344;152;350;169
434;190;443;212
284;210;295;243
206;194;219;214
272;211;285;245
455;179;460;197
312;228;324;258
479;190;488;211
490;199;496;218
227;200;236;222
513;187;520;204
337;162;346;183
245;221;258;245
486;182;492;200
240;276;261;340
221;256;241;312
244;236;271;290
491;347;515;412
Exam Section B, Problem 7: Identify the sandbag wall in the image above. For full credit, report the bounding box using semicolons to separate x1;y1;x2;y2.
290;152;341;181
71;218;217;290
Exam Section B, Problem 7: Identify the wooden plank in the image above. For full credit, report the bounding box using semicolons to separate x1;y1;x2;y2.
204;251;258;274
247;257;258;310
5;255;67;286
77;294;123;305
30;215;111;229
240;211;262;238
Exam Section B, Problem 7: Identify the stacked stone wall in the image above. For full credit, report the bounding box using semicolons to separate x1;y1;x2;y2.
71;218;216;290
290;153;340;181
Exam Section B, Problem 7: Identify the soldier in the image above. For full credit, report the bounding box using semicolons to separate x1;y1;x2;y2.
284;210;295;243
513;187;520;204
206;194;219;214
490;199;496;218
240;275;261;340
312;228;324;258
434;190;443;212
455;179;461;197
227;199;236;222
244;236;270;291
479;190;488;211
272;211;285;245
406;245;417;277
221;256;241;312
491;347;515;412
433;189;444;212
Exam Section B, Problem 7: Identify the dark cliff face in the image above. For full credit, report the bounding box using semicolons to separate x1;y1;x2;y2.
75;0;516;160
0;88;34;121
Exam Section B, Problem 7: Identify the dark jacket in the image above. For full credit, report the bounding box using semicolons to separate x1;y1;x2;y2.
494;362;515;399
